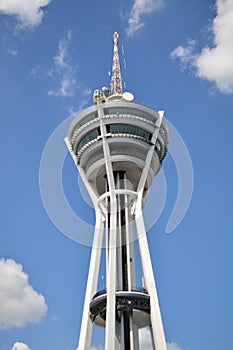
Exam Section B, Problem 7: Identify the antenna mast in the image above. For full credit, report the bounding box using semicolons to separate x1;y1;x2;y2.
110;32;123;95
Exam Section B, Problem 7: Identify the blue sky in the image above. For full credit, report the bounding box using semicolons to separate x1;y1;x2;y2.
0;0;233;350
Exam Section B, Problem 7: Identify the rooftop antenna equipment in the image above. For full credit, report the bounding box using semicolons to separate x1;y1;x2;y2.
110;32;123;95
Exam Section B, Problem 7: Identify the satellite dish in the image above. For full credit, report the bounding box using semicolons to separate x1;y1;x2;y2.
122;92;134;102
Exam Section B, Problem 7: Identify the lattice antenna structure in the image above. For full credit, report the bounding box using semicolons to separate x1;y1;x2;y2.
110;32;123;95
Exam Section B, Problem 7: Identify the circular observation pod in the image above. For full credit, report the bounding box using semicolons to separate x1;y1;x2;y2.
89;289;151;329
68;100;169;197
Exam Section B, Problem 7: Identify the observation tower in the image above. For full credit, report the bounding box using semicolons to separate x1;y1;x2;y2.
65;32;169;350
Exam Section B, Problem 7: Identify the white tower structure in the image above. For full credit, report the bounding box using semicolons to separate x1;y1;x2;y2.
65;32;169;350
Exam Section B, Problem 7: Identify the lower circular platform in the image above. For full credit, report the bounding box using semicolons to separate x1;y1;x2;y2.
89;289;151;329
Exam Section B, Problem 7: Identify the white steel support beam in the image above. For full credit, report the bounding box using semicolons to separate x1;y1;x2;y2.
65;137;106;350
123;175;139;349
97;102;116;193
116;174;124;349
106;201;117;349
105;195;109;274
77;212;104;350
97;102;117;350
137;111;164;195
125;196;133;291
134;111;167;350
132;324;140;349
116;173;123;292
135;199;167;350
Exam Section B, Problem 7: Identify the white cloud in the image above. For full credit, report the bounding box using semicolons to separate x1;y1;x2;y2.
139;328;182;350
171;0;233;94
78;89;92;110
11;342;31;350
83;88;92;97
170;39;196;70
76;346;103;350
7;48;18;56
68;89;92;115
51;315;60;321
167;342;182;350
139;327;153;349
48;30;77;97
30;65;40;77
0;258;47;329
0;0;51;29
126;0;164;37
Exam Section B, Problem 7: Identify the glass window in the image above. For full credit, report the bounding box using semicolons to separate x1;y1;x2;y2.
77;113;98;128
77;128;99;152
110;123;151;141
71;113;99;145
107;107;156;124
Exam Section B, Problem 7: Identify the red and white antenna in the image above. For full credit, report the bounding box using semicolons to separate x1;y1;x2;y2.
110;32;123;95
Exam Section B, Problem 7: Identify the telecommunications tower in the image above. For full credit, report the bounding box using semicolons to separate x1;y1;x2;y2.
65;32;169;350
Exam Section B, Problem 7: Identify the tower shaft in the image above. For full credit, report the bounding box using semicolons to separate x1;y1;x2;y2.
65;32;169;350
66;100;168;349
106;171;138;349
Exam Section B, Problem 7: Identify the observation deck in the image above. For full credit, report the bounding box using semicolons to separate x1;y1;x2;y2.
68;99;169;197
89;288;151;329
